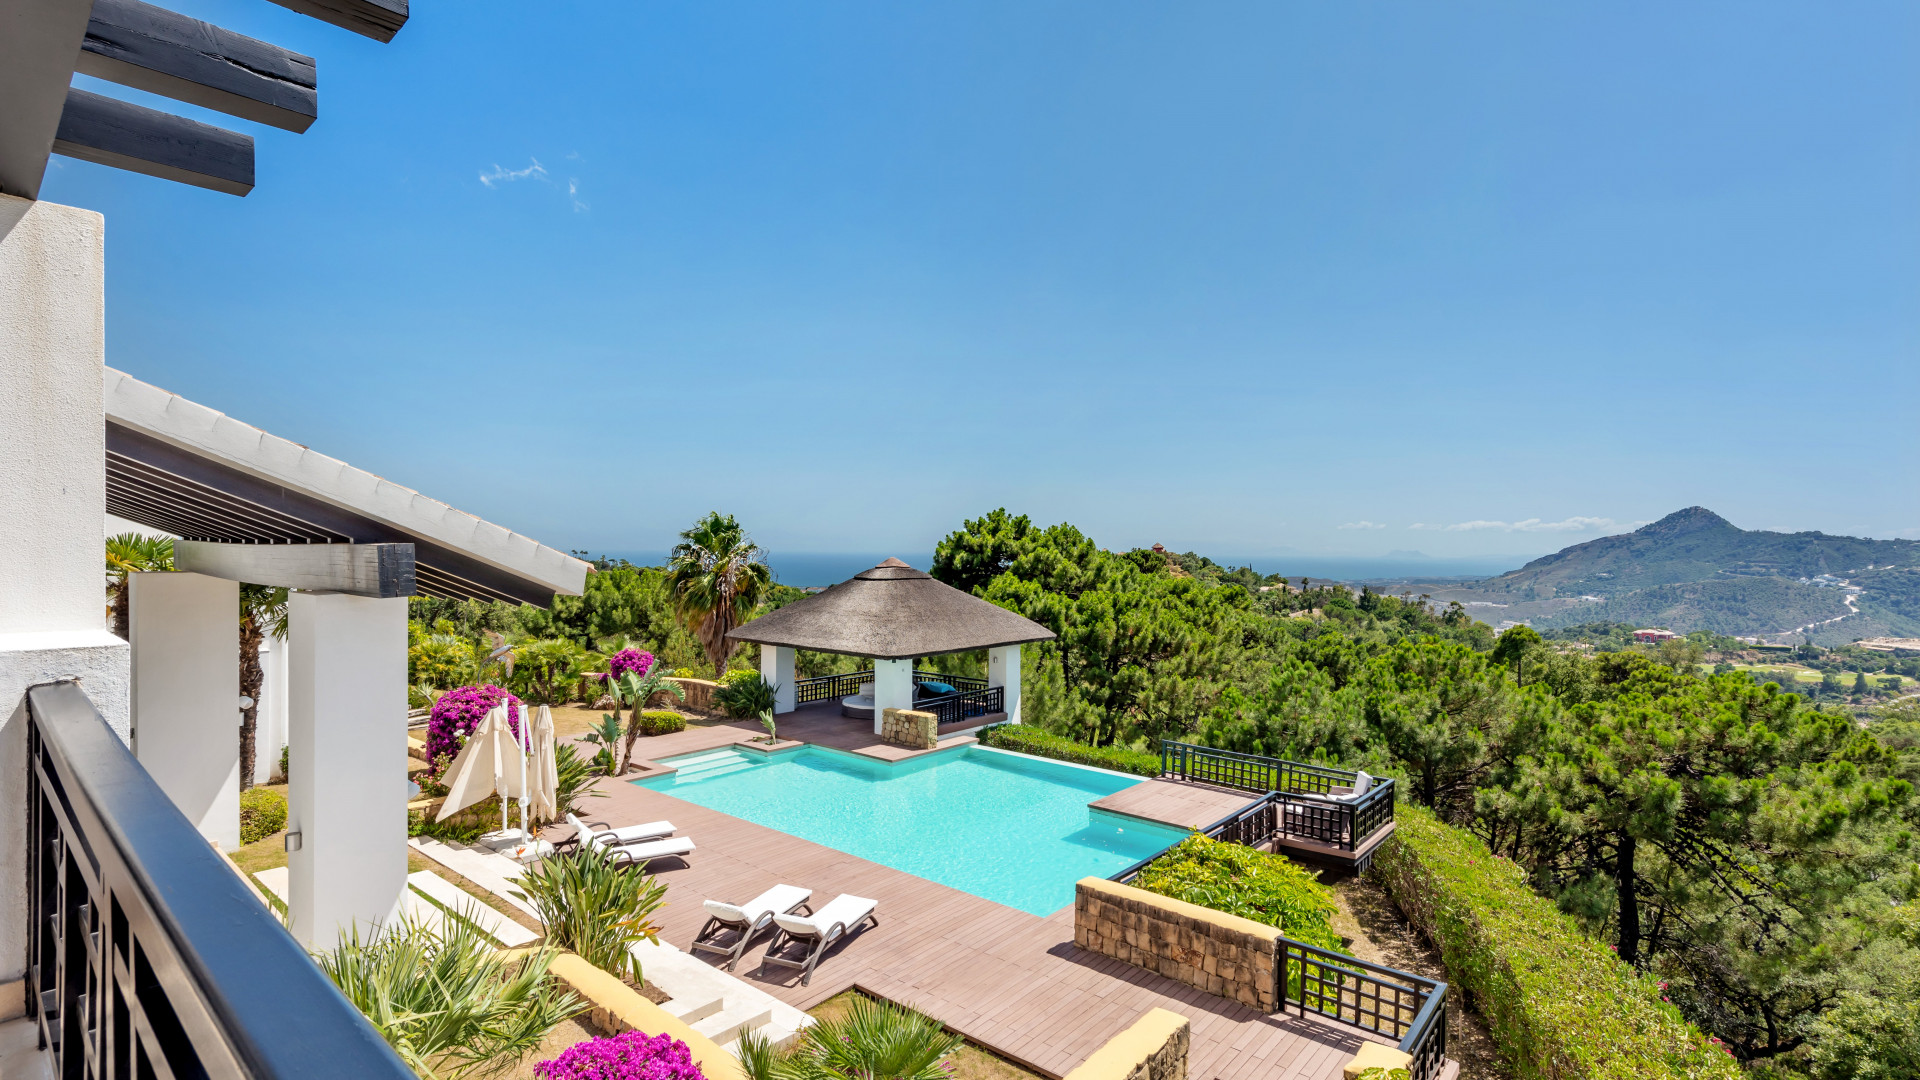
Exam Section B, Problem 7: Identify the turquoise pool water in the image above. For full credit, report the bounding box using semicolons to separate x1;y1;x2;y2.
634;745;1186;915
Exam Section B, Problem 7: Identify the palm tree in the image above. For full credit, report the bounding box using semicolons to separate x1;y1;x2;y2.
105;533;174;639
666;512;772;678
238;584;289;790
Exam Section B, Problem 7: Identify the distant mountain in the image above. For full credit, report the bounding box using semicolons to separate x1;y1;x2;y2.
1446;509;1920;643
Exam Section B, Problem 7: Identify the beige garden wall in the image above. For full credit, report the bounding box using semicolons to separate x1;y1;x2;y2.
1074;877;1281;1012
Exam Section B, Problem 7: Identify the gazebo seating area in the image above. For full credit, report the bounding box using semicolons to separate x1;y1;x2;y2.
728;558;1054;736
824;670;1002;724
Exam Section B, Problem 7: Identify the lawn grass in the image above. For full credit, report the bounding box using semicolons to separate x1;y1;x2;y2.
807;991;1043;1080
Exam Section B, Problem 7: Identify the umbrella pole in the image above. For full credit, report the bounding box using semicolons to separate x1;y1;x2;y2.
519;704;531;843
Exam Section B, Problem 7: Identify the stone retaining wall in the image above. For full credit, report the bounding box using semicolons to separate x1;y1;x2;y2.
881;707;938;749
1061;1007;1190;1080
1074;877;1280;1012
664;676;718;712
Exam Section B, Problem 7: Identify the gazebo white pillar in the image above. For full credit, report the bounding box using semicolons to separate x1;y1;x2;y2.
286;591;408;948
988;644;1023;725
872;658;914;736
128;571;241;850
760;645;796;715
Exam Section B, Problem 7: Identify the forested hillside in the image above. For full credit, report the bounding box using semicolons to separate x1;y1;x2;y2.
929;509;1920;1079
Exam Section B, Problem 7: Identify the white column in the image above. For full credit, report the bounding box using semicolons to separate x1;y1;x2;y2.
0;196;127;987
287;592;408;949
988;644;1023;725
872;658;914;736
760;645;796;715
129;572;241;850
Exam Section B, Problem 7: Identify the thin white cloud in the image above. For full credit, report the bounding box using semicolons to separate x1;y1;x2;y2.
567;178;588;213
1338;521;1387;530
479;158;547;188
1408;516;1643;533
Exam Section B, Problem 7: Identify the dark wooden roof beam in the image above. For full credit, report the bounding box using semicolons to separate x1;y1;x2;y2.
53;88;253;196
264;0;408;43
78;0;318;133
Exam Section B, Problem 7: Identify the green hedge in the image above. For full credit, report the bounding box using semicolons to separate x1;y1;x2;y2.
239;787;287;846
1133;834;1344;953
1371;804;1740;1080
637;710;686;736
975;725;1161;777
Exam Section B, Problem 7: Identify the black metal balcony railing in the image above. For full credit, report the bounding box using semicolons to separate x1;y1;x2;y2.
792;669;1000;723
24;680;414;1080
1158;740;1397;855
1109;793;1447;1080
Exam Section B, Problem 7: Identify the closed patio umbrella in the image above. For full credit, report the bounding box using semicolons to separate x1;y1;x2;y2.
435;705;525;824
529;705;559;824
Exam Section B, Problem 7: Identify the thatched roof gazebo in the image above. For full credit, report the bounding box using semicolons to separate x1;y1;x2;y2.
727;558;1054;735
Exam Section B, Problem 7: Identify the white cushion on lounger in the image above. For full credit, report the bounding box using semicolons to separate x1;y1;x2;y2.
609;836;695;864
601;819;675;843
705;884;809;927
1350;771;1372;798
774;893;875;937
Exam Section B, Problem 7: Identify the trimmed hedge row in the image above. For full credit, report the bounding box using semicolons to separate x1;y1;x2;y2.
975;724;1161;777
637;710;686;736
1371;804;1740;1080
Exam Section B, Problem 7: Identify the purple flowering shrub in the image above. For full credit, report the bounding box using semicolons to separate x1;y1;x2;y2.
535;1031;706;1080
605;648;655;680
423;684;522;768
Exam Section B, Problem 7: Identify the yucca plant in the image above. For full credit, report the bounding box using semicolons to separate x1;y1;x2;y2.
313;910;580;1080
510;847;667;985
715;673;778;720
551;742;602;819
737;996;960;1080
578;714;625;777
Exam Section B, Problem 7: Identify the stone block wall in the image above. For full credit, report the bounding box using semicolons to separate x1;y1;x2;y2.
880;708;937;749
1074;877;1280;1012
663;677;718;712
1061;1007;1190;1080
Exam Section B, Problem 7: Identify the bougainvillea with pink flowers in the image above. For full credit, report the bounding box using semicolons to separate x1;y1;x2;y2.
423;684;522;767
534;1031;706;1080
604;648;655;680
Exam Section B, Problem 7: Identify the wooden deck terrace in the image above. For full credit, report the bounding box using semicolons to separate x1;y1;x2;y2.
553;719;1440;1080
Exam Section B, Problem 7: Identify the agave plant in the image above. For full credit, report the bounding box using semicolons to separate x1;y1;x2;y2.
313;910;580;1080
510;846;667;986
715;673;778;720
737;996;960;1080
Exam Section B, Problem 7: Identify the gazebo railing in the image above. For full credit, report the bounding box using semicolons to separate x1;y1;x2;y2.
917;685;1004;725
793;668;989;707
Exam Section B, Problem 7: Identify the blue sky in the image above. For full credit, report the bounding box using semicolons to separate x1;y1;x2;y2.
46;2;1920;567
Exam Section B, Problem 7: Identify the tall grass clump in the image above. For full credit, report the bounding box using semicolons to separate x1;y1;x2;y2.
511;847;667;985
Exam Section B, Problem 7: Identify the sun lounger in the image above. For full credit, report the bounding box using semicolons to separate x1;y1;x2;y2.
760;893;877;985
690;884;812;970
561;814;674;851
565;813;694;866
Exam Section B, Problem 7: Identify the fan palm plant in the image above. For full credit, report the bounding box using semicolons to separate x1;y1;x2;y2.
736;995;960;1080
105;532;174;639
666;512;772;679
313;911;580;1080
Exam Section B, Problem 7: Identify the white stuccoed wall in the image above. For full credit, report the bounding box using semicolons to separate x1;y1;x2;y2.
760;644;796;714
988;644;1023;725
129;572;242;850
256;634;289;785
286;592;408;949
873;658;914;735
0;195;127;985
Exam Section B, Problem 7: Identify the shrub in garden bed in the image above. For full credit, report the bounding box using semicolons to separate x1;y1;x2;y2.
238;787;287;846
1370;803;1741;1080
536;1030;704;1080
975;724;1161;777
511;847;668;986
636;710;686;736
1131;834;1344;953
424;684;522;766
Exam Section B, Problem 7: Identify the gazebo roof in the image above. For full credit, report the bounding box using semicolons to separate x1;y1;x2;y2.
727;558;1056;660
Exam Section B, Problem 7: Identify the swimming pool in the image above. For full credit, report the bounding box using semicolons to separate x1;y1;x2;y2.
634;744;1187;915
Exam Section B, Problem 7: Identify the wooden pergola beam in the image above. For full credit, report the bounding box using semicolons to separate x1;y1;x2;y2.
78;0;318;133
264;0;408;43
53;88;253;196
173;540;417;598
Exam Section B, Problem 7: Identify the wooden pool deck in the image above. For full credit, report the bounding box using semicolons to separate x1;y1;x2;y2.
548;718;1444;1080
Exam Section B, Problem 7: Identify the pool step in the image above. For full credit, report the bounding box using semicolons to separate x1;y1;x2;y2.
667;753;758;782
